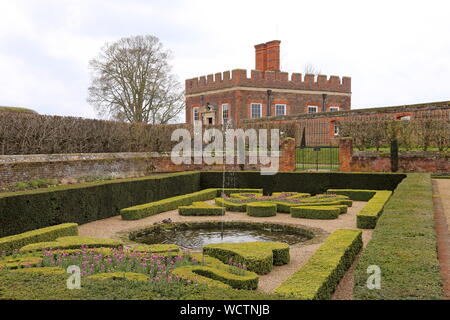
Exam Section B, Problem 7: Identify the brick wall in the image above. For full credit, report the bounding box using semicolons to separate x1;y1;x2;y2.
0;140;296;187
339;138;450;173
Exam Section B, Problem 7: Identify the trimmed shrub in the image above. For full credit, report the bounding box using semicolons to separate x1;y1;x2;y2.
0;171;200;237
174;265;259;290
214;197;247;212
0;223;78;255
131;244;180;254
290;206;340;220
327;189;377;201
172;266;231;288
179;202;225;216
356;191;392;229
121;189;218;220
19;236;123;253
217;189;263;196
0;256;43;269
10;267;65;275
203;242;290;275
275;229;362;300
354;174;443;300
87;272;149;282
334;205;348;214
246;202;277;217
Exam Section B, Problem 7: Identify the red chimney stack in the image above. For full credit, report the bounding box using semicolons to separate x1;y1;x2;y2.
255;40;281;72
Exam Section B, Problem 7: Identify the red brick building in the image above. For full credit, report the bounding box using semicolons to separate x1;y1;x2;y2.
185;41;352;126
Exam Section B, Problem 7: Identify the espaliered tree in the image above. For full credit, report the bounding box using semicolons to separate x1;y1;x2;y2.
88;35;184;124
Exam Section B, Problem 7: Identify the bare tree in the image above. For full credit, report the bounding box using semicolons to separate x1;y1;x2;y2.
88;35;184;124
303;63;321;75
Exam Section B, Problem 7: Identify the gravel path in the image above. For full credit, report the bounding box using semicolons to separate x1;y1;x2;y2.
79;200;372;296
435;179;450;233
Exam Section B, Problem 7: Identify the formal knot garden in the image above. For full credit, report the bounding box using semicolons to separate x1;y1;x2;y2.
0;171;445;300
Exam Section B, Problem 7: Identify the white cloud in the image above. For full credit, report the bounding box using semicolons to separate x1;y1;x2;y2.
0;0;449;118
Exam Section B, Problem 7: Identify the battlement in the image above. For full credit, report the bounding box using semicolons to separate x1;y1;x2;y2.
185;69;351;95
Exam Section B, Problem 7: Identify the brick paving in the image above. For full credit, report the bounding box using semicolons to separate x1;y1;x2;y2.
432;179;450;300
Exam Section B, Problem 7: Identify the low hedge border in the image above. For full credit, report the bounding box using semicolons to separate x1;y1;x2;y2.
203;241;290;275
87;272;150;282
0;256;43;269
290;206;340;220
275;229;362;300
130;244;180;254
122;188;262;220
10;267;65;275
179;202;225;216
357;191;392;229
327;189;377;201
353;173;443;300
215;197;247;212
246;202;277;217
0;223;78;255
173;265;259;290
19;236;123;253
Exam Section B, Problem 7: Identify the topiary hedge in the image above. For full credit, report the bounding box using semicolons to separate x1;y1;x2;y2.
356;190;392;229
203;242;290;275
353;174;443;300
19;236;123;253
179;202;225;216
246;202;277;217
87;272;150;282
290;206;340;220
214;197;247;212
130;244;180;254
0;223;78;255
0;172;201;237
0;256;43;269
121;189;218;220
275;229;362;300
327;189;377;201
173;265;259;290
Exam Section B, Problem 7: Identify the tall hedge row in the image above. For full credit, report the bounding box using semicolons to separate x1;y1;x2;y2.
200;171;406;195
0;172;200;237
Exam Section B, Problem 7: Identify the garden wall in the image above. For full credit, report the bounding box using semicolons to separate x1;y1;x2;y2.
0;139;296;187
339;138;450;173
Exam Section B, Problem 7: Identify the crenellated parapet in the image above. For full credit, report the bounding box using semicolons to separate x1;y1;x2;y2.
185;69;351;95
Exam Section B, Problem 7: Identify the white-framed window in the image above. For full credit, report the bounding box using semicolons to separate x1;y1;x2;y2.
221;104;229;124
275;104;286;116
333;122;340;136
329;106;340;112
307;105;318;113
193;107;199;121
251;103;262;118
400;115;411;121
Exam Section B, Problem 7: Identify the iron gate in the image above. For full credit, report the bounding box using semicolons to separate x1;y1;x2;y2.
296;146;340;171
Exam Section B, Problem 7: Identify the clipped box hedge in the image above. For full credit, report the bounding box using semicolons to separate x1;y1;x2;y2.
131;244;180;253
121;189;218;220
290;206;340;220
356;191;392;229
0;223;78;255
0;256;43;269
214;197;247;212
178;202;225;216
19;236;123;253
0;171;201;237
174;265;259;290
246;202;277;217
275;229;362;299
87;272;150;282
203;241;290;275
327;189;377;201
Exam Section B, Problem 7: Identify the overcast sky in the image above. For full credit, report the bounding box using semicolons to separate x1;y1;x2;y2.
0;0;449;120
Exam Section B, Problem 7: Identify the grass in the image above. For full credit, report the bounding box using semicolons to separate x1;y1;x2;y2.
353;173;443;300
